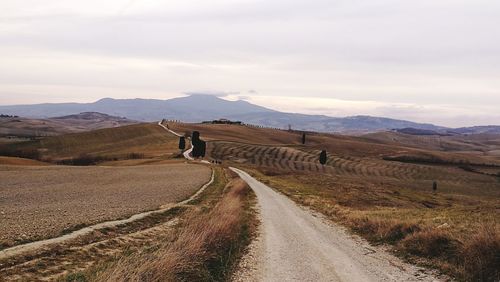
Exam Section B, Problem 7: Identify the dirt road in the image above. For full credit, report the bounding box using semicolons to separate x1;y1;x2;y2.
158;121;194;160
230;167;440;282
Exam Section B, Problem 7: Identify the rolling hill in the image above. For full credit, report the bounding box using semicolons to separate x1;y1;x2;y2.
0;112;137;137
2;123;178;161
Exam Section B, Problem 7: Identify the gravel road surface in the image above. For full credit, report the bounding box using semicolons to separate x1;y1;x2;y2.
231;167;440;282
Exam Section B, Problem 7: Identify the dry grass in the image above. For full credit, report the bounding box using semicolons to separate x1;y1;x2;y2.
165;122;500;280
362;131;500;163
175;122;500;280
246;168;500;281
211;141;500;198
168;122;424;159
0;164;211;249
7;123;179;161
173;122;500;165
167;122;305;145
0;156;49;166
92;177;255;282
458;226;500;281
0;168;232;281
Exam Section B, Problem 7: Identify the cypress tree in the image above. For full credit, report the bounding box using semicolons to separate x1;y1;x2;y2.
319;150;327;165
190;131;206;158
192;131;200;142
200;140;206;158
302;132;306;144
179;137;186;151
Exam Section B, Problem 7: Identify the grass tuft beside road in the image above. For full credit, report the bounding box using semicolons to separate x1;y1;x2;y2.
66;168;257;282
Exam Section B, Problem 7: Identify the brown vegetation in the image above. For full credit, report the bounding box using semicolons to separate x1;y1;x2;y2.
80;171;257;282
209;141;500;197
168;122;308;145
1;123;179;162
0;156;48;166
363;131;500;163
247;168;499;281
176;121;500;281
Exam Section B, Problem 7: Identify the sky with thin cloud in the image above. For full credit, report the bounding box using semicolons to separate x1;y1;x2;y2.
0;0;499;127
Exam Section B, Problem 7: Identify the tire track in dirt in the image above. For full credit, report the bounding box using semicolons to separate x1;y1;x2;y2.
0;170;214;261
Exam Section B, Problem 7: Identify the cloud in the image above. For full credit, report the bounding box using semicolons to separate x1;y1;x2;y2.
0;0;499;126
223;94;500;127
183;91;240;97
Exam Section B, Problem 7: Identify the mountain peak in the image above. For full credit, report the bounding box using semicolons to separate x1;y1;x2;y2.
96;98;115;103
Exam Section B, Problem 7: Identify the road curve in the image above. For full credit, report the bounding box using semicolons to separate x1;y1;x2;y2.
157;121;194;160
230;167;440;282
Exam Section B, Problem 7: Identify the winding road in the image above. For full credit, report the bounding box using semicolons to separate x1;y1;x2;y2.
231;167;440;282
158;121;194;160
159;122;440;281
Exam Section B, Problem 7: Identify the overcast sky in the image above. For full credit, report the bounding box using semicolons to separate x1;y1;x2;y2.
1;0;499;127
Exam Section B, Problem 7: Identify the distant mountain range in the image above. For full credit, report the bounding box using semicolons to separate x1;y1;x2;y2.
1;95;498;134
0;95;274;122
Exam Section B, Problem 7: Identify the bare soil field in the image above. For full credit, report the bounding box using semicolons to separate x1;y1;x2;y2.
0;163;211;249
0;167;255;282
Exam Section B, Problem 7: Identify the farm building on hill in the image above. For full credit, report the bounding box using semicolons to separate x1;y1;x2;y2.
202;118;242;125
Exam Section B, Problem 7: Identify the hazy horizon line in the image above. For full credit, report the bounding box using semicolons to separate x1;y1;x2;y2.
1;94;499;128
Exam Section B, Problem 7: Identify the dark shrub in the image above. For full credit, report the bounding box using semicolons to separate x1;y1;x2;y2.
200;140;206;158
57;154;114;166
179;136;186;150
319;150;327;165
192;131;200;142
0;144;41;160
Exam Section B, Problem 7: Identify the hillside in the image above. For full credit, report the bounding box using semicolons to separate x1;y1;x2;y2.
7;123;178;160
0;112;137;138
362;131;500;162
171;121;500;280
451;125;500;135
228;112;445;134
168;122;500;164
